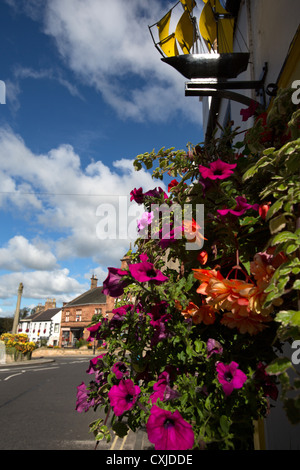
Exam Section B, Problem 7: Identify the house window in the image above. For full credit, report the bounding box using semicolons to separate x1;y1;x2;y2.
54;323;59;333
95;308;102;315
76;310;82;322
65;311;70;322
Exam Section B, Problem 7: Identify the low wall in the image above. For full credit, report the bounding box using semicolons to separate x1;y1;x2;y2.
32;347;104;357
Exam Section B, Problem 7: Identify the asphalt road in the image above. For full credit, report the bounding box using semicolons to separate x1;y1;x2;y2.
0;356;107;450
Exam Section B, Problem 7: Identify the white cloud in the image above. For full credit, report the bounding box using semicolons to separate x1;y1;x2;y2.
41;0;202;124
0;236;57;271
0;126;160;268
0;269;86;302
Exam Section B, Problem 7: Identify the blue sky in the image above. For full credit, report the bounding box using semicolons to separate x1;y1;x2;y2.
0;0;204;317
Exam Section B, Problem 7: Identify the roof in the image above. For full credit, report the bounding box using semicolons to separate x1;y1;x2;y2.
20;308;61;322
63;286;107;308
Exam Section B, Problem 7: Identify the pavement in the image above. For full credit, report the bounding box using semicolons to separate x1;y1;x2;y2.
0;357;56;367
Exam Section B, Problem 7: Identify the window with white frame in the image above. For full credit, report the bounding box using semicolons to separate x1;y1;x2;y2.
76;310;82;322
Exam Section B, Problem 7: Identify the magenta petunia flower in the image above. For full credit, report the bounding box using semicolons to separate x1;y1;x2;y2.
240;100;259;122
102;267;129;297
146;405;194;450
253;362;278;401
130;187;144;204
149;371;179;403
217;196;259;217
144;187;168;200
86;321;105;342
199;159;237;180
112;362;129;380
108;379;141;416
129;253;168;284
86;354;106;374
216;361;247;396
75;382;95;413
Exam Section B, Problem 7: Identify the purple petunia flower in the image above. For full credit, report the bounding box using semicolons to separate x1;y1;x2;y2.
199;159;237;180
112;362;129;380
108;379;141;416
253;362;278;401
129;253;168;284
86;321;103;342
102;267;129;297
86;354;106;374
109;304;133;329
146;405;194;450
130;187;144;204
75;382;95;413
216;361;247;396
144;187;168;200
240;100;259;122
149;371;179;404
217;196;259;217
207;338;223;358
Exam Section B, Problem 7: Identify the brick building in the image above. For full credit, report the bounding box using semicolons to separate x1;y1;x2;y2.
59;275;115;347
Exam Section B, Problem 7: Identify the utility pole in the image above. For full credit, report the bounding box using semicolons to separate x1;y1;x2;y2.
12;283;24;334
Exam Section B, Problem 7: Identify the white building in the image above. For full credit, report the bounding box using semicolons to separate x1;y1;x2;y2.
19;304;62;347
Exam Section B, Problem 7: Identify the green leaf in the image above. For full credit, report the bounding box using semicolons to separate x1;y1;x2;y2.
265;199;284;221
293;280;300;291
269;214;287;234
266;357;292;376
271;231;298;245
291;310;300;327
220;415;231;434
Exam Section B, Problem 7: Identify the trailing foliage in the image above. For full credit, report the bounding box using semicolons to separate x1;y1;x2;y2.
76;88;300;450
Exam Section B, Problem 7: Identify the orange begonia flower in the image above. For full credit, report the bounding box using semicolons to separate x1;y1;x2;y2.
176;300;216;325
221;310;273;336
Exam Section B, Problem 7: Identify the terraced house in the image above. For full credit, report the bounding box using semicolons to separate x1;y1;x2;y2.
59;275;115;347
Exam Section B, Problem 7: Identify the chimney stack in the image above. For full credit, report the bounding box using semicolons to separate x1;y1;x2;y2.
91;275;98;289
45;298;56;310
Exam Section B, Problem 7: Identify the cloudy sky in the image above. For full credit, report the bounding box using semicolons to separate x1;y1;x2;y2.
0;0;204;317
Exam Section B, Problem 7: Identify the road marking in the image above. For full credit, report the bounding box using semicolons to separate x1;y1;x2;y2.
110;435;119;450
4;370;26;381
119;433;128;450
110;432;129;450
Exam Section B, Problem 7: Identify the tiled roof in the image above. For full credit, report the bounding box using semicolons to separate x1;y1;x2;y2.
63;286;107;308
20;308;61;322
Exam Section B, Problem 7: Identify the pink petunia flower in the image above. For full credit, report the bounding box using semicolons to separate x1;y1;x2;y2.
130;187;144;204
112;362;129;380
86;354;106;374
149;371;179;403
75;382;95;413
240;100;259;122
102;267;129;298
129;253;168;284
137;211;154;232
207;338;223;358
217;196;259;216
108;379;141;416
216;361;247;396
199;159;237;180
146;405;194;450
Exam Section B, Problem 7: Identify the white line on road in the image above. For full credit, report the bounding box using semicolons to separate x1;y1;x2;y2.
4;370;26;381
